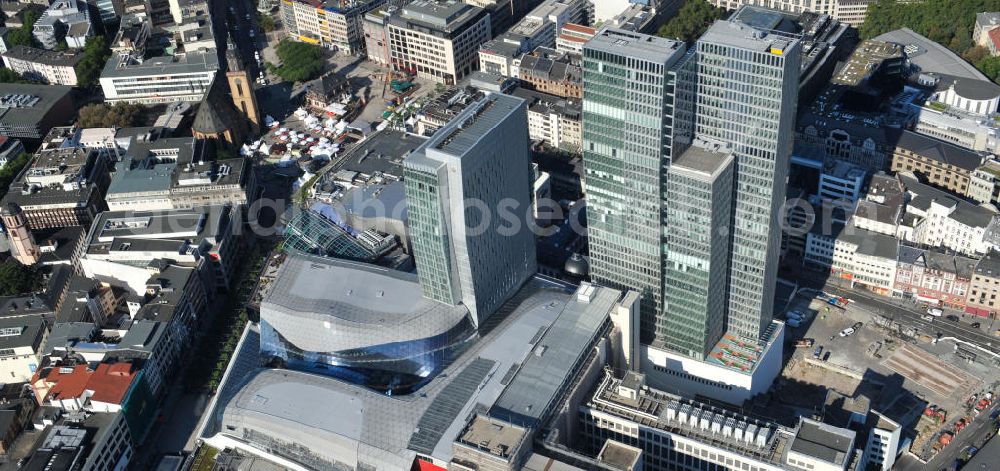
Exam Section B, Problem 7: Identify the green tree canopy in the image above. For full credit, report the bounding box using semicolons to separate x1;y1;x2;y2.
0;153;31;201
273;40;324;83
5;9;40;47
860;0;1000;83
74;36;111;88
76;102;143;128
0;69;27;84
258;13;276;33
656;0;728;44
0;259;41;296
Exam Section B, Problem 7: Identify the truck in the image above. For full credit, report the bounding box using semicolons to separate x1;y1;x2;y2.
795;338;815;348
818;292;850;309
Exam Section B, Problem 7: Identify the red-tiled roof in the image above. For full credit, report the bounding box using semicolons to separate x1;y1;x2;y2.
34;362;139;405
561;23;596;35
558;33;588;44
85;362;138;404
41;365;90;402
412;460;446;471
989;28;1000;52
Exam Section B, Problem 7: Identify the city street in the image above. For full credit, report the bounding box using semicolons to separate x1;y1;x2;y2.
788;271;1000;355
896;402;999;471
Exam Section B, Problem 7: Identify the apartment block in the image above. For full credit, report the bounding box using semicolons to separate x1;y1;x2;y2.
281;0;388;54
1;46;81;86
894;245;976;309
510;86;580;152
514;47;582;98
966;250;1000;318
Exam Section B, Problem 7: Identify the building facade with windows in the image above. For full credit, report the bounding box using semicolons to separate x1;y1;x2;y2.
966;250;1000;318
403;92;536;325
707;0;875;26
281;0;390;54
1;46;81;86
99;51;218;104
893;245;976;308
387;0;491;84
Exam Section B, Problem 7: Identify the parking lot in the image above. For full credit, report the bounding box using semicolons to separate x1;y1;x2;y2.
774;287;1000;462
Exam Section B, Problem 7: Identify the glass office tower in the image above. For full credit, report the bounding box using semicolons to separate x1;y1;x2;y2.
581;29;688;344
583;10;800;350
693;12;801;340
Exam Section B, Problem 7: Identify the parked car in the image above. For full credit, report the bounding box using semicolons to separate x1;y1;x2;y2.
822;351;831;361
813;346;823;359
852;322;863;330
839;327;856;337
946;315;960;322
972;322;982;329
928;307;944;317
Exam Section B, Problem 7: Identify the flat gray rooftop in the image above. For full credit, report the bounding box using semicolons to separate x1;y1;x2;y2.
671;143;734;179
790;419;855;465
585;27;684;64
700;11;801;53
101;51;219;78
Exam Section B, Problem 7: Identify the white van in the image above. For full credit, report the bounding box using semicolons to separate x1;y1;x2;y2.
927;307;943;317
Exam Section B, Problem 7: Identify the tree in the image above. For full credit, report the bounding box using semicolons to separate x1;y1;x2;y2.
76;102;143;128
979;56;1000;83
273;40;324;83
861;0;1000;85
0;153;31;201
5;9;40;48
0;69;27;84
257;13;276;33
963;46;990;65
74;36;111;88
0;259;41;296
656;0;727;44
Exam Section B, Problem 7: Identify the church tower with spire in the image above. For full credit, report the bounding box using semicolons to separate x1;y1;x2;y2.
2;203;39;265
225;36;261;135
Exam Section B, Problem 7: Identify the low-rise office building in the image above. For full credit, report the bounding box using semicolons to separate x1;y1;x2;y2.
387;0;491;84
804;222;899;296
577;372;861;471
707;0;874;26
2;146;111;229
555;22;594;54
0;84;74;140
80;206;242;294
105;134;246;211
890;130;986;196
1;45;81;86
99;51;219;104
281;0;389;54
